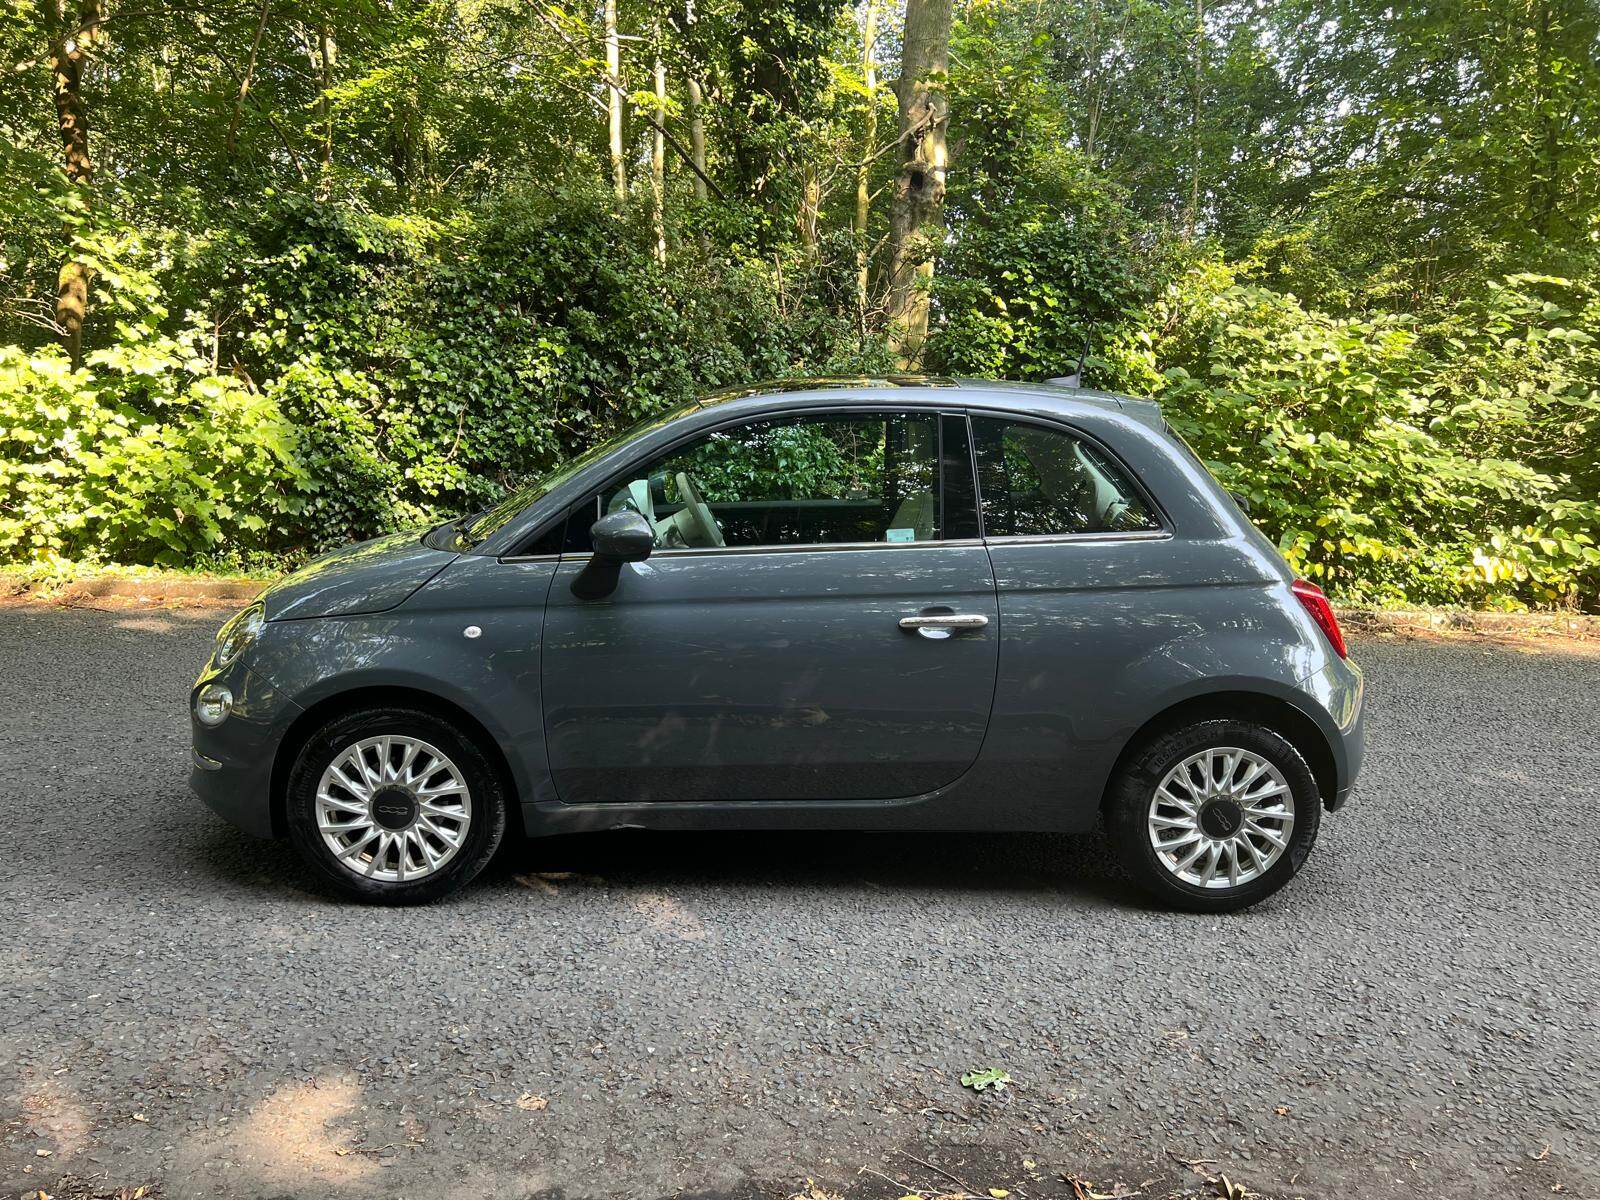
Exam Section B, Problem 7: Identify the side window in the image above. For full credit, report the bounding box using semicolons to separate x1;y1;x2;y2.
595;412;944;550
971;416;1159;537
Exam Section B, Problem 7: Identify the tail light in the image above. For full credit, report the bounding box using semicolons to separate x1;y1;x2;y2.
1291;578;1347;659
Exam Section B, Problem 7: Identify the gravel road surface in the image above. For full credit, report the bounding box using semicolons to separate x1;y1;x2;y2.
1;604;1596;1200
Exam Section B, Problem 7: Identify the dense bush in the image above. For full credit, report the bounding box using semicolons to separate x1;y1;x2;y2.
0;338;307;566
1143;264;1600;607
0;190;889;563
2;193;1596;608
232;192;888;548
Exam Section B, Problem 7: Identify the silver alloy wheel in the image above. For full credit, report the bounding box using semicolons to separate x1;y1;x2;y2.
315;735;472;883
1147;746;1295;889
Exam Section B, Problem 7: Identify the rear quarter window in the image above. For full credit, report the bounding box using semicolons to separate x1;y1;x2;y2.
971;416;1160;537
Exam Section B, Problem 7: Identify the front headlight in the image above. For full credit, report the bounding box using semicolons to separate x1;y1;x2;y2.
214;602;266;668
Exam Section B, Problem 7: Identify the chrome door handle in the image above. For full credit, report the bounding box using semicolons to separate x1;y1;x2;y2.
899;613;989;631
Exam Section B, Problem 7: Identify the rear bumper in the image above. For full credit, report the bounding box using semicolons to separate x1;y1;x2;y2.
188;661;301;839
1315;654;1364;810
1287;641;1365;812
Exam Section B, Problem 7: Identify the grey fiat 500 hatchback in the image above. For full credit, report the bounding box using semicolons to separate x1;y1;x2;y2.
191;377;1363;911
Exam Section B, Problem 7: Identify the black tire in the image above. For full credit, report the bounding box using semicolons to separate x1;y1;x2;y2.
286;706;508;905
1107;718;1322;913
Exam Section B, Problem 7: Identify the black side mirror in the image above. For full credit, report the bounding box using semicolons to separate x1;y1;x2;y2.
1228;489;1252;516
571;511;654;600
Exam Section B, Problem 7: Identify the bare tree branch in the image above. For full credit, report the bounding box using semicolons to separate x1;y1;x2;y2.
528;2;729;203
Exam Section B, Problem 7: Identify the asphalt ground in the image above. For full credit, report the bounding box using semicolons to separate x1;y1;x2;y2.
1;604;1596;1200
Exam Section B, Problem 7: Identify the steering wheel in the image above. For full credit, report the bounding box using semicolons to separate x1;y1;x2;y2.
675;471;725;548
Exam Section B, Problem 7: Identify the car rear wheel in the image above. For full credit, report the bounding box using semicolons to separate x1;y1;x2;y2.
286;707;507;904
1107;718;1322;912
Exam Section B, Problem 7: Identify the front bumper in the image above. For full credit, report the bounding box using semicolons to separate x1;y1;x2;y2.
188;659;302;839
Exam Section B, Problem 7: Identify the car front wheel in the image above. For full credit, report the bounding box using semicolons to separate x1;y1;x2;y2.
1108;718;1322;912
286;706;508;904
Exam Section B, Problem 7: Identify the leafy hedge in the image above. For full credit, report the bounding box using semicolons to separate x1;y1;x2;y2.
0;340;307;565
2;189;1596;608
0;190;885;566
1146;267;1600;607
926;215;1599;609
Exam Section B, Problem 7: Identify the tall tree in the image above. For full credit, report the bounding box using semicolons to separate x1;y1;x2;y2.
605;0;626;204
1183;0;1204;239
854;0;878;321
685;74;709;203
886;0;953;366
651;33;667;263
46;0;100;367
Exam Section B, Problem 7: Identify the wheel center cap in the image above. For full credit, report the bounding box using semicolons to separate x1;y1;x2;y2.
1199;798;1243;838
370;786;418;831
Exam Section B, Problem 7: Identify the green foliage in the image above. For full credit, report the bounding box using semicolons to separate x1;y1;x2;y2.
679;417;892;503
1146;263;1600;607
0;0;1596;609
0;338;308;566
926;189;1165;381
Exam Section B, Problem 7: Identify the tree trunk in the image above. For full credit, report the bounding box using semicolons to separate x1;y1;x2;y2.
312;24;336;197
605;0;626;206
686;75;708;203
885;0;952;368
226;0;272;157
854;0;877;322
797;164;820;255
1184;0;1205;239
651;41;667;264
48;0;100;368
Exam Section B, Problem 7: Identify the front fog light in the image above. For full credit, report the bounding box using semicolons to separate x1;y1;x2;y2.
195;683;234;727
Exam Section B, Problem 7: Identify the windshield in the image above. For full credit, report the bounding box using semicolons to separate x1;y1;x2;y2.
452;400;701;548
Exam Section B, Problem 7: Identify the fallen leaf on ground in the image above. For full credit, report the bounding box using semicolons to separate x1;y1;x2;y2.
1210;1174;1249;1200
515;1093;549;1111
960;1068;1012;1092
989;1190;1009;1198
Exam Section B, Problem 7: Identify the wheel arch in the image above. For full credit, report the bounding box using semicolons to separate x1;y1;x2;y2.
1099;689;1339;813
269;685;525;841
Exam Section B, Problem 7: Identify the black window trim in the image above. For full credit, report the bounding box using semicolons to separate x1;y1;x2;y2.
502;403;983;561
965;409;1173;544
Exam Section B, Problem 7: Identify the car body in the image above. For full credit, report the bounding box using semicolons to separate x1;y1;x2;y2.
190;376;1364;908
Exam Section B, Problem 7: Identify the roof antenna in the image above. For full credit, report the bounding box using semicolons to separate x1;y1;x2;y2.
1048;335;1091;389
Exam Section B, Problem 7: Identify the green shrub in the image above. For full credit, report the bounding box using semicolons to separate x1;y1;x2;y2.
0;337;309;566
925;199;1161;383
1145;263;1600;608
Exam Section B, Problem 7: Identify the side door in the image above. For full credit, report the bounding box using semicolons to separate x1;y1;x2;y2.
539;410;999;805
968;412;1178;811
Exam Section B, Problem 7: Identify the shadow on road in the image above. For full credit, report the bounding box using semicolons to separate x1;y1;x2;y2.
177;817;1141;908
493;824;1141;906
